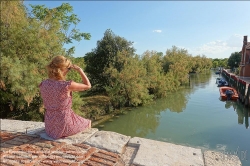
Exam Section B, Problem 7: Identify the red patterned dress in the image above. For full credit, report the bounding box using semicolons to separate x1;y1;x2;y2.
39;79;91;139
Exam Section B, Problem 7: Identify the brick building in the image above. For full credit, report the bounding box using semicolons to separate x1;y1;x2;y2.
239;36;250;77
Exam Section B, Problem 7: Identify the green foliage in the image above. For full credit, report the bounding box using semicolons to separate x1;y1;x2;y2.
212;58;228;68
0;1;90;120
227;52;241;69
81;95;112;120
0;1;60;119
162;46;191;85
212;60;219;68
84;29;136;93
67;57;86;83
191;55;213;73
0;1;215;122
105;51;153;107
141;51;169;98
71;92;85;117
85;39;212;111
30;3;91;55
66;57;89;116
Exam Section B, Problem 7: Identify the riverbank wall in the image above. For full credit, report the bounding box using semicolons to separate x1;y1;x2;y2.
222;69;250;107
0;119;242;166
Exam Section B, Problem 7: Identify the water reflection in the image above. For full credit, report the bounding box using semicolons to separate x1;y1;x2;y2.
166;72;212;113
221;100;249;129
164;89;191;113
235;103;249;129
224;101;236;109
189;72;212;89
99;72;212;137
98;89;190;137
98;105;161;138
99;71;250;166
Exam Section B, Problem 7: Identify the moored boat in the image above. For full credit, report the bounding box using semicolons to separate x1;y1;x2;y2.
217;80;229;87
215;71;221;74
219;87;239;100
216;77;229;86
216;77;222;84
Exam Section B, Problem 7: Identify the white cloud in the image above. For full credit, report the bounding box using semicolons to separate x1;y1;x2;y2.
226;34;242;48
153;30;162;33
194;40;228;54
187;34;243;58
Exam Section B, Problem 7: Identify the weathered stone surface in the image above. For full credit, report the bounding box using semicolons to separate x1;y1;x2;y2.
0;119;45;135
1;119;242;166
121;145;139;166
129;137;204;166
0;131;123;166
39;128;98;144
84;131;131;154
204;150;242;166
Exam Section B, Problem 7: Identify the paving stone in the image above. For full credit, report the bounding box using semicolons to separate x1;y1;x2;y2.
121;145;139;166
204;150;242;166
129;137;204;166
0;131;123;166
0;132;19;142
84;130;131;154
39;128;98;144
0;120;243;166
0;119;45;135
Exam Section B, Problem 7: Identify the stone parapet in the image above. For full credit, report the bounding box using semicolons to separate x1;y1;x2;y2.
0;119;242;166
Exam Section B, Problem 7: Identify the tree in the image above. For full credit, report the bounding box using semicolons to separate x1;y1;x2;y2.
212;60;219;68
105;51;152;108
29;3;91;56
212;58;228;69
84;29;136;93
162;46;191;85
141;51;169;98
0;1;90;120
227;52;241;70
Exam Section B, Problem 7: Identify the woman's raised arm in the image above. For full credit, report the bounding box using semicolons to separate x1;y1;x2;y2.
68;65;91;92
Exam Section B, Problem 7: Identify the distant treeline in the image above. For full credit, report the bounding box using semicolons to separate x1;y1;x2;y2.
212;52;241;71
0;1;213;121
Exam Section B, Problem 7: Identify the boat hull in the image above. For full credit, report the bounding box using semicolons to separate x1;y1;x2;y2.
217;81;229;87
216;78;229;87
219;87;238;100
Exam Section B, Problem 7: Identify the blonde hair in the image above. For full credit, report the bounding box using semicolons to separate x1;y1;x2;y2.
46;55;71;80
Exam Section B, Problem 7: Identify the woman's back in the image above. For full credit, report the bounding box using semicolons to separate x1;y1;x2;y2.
40;79;90;139
40;79;72;112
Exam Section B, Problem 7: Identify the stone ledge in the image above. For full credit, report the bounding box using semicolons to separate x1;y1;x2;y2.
84;130;131;154
0;119;45;135
129;137;204;166
0;131;124;166
0;119;243;166
39;128;99;144
204;150;242;166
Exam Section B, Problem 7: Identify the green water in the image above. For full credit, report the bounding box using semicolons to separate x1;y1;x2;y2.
98;71;250;165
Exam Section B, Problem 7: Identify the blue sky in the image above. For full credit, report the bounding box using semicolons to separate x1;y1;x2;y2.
24;1;250;59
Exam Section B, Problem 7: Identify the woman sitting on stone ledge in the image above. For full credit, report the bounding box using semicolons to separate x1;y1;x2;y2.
39;55;92;139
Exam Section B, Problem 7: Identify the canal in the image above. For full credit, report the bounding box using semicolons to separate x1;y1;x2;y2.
98;71;250;165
